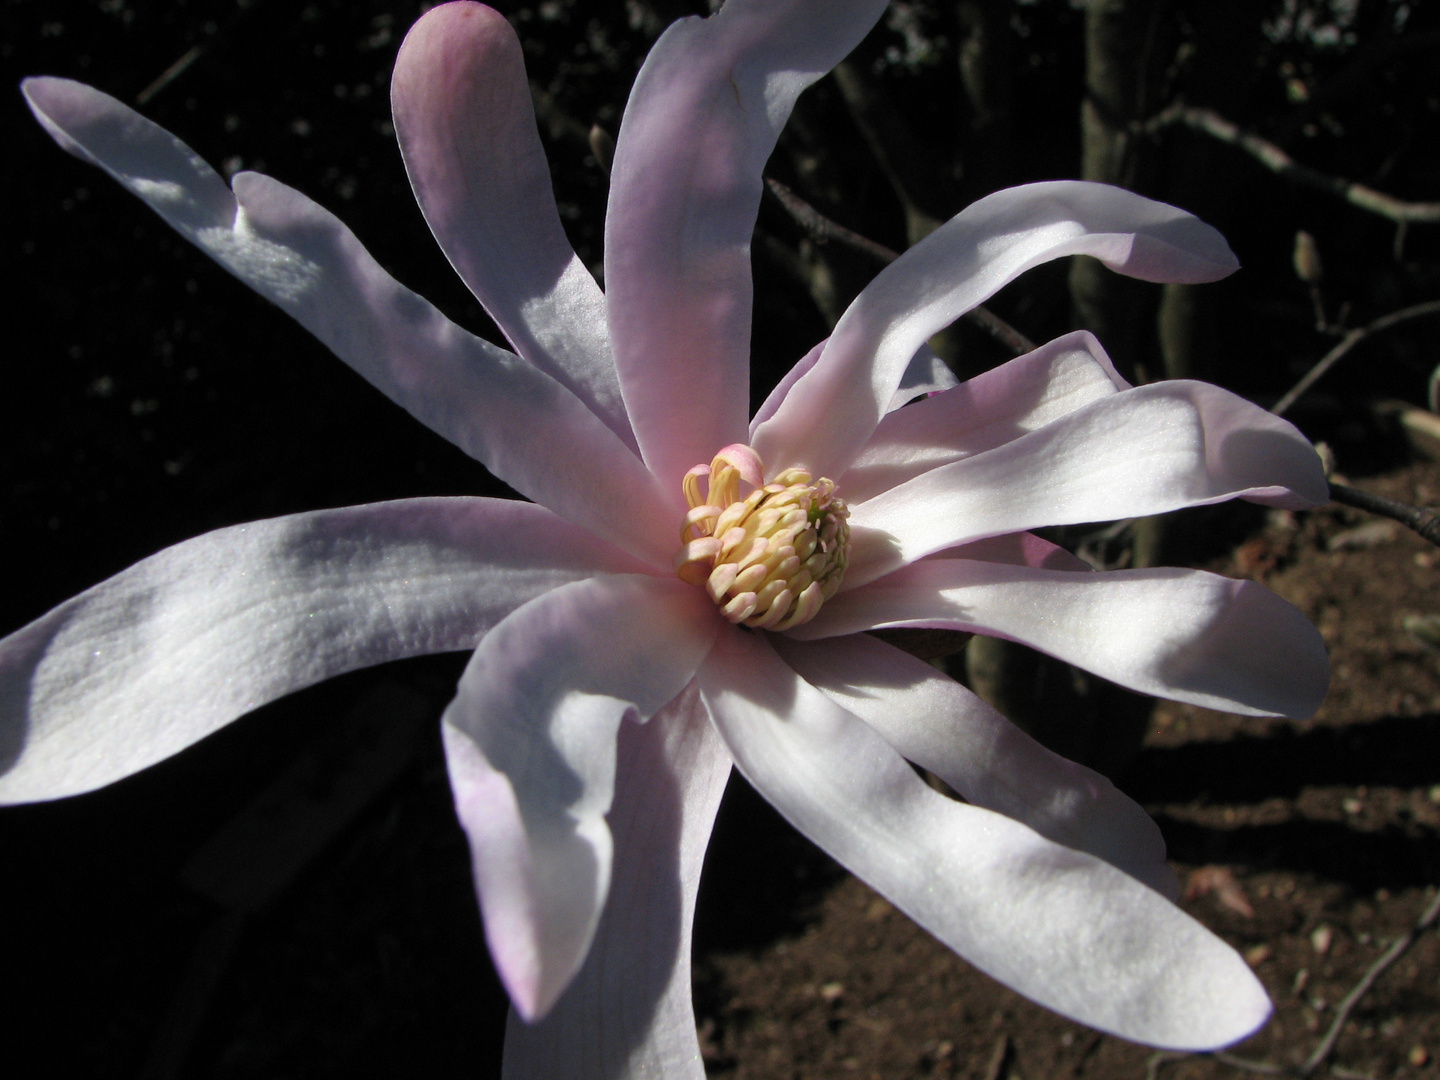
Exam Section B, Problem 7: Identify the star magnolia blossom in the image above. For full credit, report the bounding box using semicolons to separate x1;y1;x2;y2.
7;1;1330;1075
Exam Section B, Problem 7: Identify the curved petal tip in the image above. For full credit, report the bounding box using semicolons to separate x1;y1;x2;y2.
22;76;106;165
1169;954;1273;1052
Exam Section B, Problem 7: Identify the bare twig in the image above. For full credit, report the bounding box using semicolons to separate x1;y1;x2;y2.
762;178;1037;356
1145;104;1440;226
1301;888;1440;1075
135;0;269;106
137;45;205;106
830;59;945;245
1147;1048;1291;1078
981;1033;1013;1080
1146;1050;1189;1080
1212;1051;1290;1075
1272;327;1366;418
765;178;900;266
1271;299;1440;417
1145;808;1440;1080
1329;483;1440;548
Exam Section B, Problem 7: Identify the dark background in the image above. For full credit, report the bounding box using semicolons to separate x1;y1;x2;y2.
2;1;1439;1076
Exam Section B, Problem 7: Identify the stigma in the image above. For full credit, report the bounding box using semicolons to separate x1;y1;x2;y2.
673;443;850;631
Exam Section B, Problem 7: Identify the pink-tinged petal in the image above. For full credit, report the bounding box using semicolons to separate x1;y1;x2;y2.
772;634;1175;896
227;172;676;564
392;4;633;451
749;339;826;435
699;629;1270;1050
441;575;719;1021
752;182;1239;479
885;344;962;411
845;380;1328;586
799;560;1330;719
21;77;673;567
840;331;1128;503
606;0;888;494
936;531;1095;573
500;683;731;1080
751;341;959;442
0;498;641;805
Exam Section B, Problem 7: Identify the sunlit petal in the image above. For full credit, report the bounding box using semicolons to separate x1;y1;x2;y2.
799;559;1330;718
773;633;1175;895
846;380;1328;586
499;683;731;1080
606;0;888;493
752;182;1239;478
0;498;639;803
700;628;1270;1050
392;3;633;450
840;331;1128;502
442;575;718;1020
22;76;673;566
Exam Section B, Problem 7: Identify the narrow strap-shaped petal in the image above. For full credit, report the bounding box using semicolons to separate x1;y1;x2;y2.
606;0;888;494
699;629;1271;1051
845;380;1329;587
936;531;1095;573
839;331;1127;503
500;683;732;1080
21;77;673;567
796;559;1330;719
752;341;959;443
227;172;675;564
751;182;1240;479
441;575;719;1022
749;339;826;435
392;3;634;451
885;344;962;411
0;498;642;804
772;634;1175;896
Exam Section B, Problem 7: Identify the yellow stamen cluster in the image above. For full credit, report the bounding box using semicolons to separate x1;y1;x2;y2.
674;444;850;631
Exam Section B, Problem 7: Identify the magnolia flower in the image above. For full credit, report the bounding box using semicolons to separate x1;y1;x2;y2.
7;0;1329;1075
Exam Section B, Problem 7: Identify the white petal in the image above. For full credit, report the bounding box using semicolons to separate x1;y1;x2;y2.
749;339;825;436
840;331;1127;503
500;683;732;1080
885;343;963;411
0;498;640;804
751;181;1239;480
758;342;960;437
442;575;718;1021
846;380;1329;586
605;0;888;493
772;634;1175;896
21;77;673;566
392;4;634;450
800;559;1330;718
699;628;1271;1050
934;531;1095;573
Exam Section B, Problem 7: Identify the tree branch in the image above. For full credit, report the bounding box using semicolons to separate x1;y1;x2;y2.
1144;104;1440;226
1271;299;1440;417
762;178;1037;356
764;177;900;266
135;0;269;106
1329;483;1440;549
1303;887;1440;1075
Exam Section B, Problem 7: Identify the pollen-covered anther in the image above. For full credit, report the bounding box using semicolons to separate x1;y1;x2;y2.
673;444;850;631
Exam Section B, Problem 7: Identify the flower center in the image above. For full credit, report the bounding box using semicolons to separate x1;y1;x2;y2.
673;443;850;631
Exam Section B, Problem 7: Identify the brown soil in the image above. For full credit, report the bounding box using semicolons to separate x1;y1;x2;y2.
692;461;1440;1080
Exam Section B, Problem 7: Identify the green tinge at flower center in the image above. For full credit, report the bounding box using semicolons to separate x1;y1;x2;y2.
673;444;850;632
